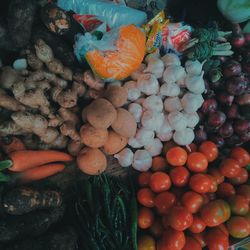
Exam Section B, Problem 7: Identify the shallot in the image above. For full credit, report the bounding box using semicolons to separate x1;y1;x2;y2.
132;150;152;172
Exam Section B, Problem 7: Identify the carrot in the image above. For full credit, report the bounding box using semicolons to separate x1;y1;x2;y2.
19;163;65;183
0;136;26;155
8;150;72;172
152;156;167;172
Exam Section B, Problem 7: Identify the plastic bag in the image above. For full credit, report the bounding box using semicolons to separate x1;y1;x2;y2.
57;0;147;29
74;24;146;80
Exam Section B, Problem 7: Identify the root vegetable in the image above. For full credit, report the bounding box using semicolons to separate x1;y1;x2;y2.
137;74;159;95
49;134;68;149
85;89;104;99
131;64;146;80
123;80;141;101
155;116;173;137
0;66;23;89
168;111;188;131
77;147;107;175
60;121;80;141
128;103;143;122
161;53;181;67
0;89;25;111
111;108;137;138
67;140;84;156
135;127;155;146
183;112;200;128
104;85;127;107
0;121;25;136
163;66;186;84
26;51;43;70
61;66;73;81
173;128;195;146
181;92;204;113
132;149;152;171
164;97;182;112
58;107;80;126
160;83;180;97
144;58;164;78
141;110;164;131
144;138;163;156
185;60;204;75
156;131;173;142
82;70;105;90
46;58;64;75
0;136;26;155
128;137;143;148
185;72;205;94
145;50;161;63
48;116;64;127
24;80;51;91
142;95;163;112
114;148;134;167
39;128;60;144
35;39;54;63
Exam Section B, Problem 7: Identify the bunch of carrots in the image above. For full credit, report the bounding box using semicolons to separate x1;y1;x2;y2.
0;136;72;183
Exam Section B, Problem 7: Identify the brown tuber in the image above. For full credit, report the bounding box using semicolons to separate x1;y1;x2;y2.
104;85;128;107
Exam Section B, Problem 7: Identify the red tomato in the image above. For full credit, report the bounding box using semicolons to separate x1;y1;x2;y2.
237;185;250;203
217;182;236;198
230;147;250;167
189;215;206;233
208;175;218;193
138;172;152;187
138;235;156;250
229;168;249;185
166;147;187;166
152;156;166;172
189;232;206;248
162;215;170;229
170;167;190;187
218;224;229;236
149;172;171;193
205;227;229;250
157;228;186;250
170;188;185;199
154;191;176;215
201;194;210;205
244;210;250;225
199;141;218;162
187;152;208;172
149;218;164;238
228;195;249;216
137;188;155;207
209;168;225;184
226;216;250;238
201;200;231;227
185;143;197;153
219;158;241;178
181;191;204;213
168;206;193;231
138;207;155;229
189;174;212;194
182;236;201;250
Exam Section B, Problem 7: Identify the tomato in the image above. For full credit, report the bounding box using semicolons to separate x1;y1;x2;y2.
237;185;250;203
154;191;176;215
170;167;190;187
162;214;170;229
208;175;218;193
228;195;249;216
185;143;197;153
157;228;185;250
137;188;155;207
244;210;250;224
189;215;206;233
201;194;210;205
182;236;201;250
229;168;249;185
201;200;231;227
152;156;166;172
187;152;208;172
138;172;152;187
138;235;156;250
207;192;217;201
199;141;218;162
209;168;225;184
230;147;250;167
218;224;229;236
205;227;229;250
189;232;206;248
150;218;164;238
170;187;185;199
149;172;171;193
138;207;155;229
181;191;204;213
226;216;250;238
219;158;241;178
189;174;212;194
168;206;193;231
217;182;236;198
166;147;187;166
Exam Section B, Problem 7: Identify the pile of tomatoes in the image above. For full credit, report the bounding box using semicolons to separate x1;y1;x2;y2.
137;141;250;250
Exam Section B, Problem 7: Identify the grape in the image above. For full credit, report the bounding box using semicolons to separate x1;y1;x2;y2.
218;122;234;138
208;111;226;128
201;98;218;113
233;119;250;135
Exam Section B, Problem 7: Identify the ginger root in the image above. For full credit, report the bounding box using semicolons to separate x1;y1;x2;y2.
34;39;54;63
58;107;80;126
60;121;80;141
0;66;24;89
0;121;25;136
67;140;84;156
26;50;43;70
0;89;25;111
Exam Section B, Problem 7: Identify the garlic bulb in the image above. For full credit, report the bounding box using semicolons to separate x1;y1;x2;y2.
144;58;164;78
156;116;173;134
185;60;204;75
168;111;188;131
176;78;186;87
181;92;204;113
161;53;181;67
135;97;146;106
145;49;161;63
131;64;146;80
114;148;134;167
132;149;152;172
164;97;182;112
123;80;141;101
143;95;163;112
128;103;143;122
135;127;155;146
137;74;159;95
163;66;186;84
156;131;173;142
145;138;163;156
173;128;195;146
183;112;200;128
128;137;143;148
141;110;164;131
160;83;180;97
185;71;205;94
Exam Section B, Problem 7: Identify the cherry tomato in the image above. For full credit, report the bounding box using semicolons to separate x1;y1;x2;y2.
138;172;152;187
138;235;156;250
230;147;250;167
166;147;187;166
187;152;208;172
138;207;155;229
185;143;197;154
182;236;201;250
149;218;164;238
205;227;229;250
154;191;176;215
162;141;178;155
162;214;170;229
217;182;236;198
199;141;218;162
137;188;155;207
189;232;206;248
229;168;249;185
157;228;186;250
181;191;204;214
149;172;171;193
226;216;250;238
237;185;250;203
228;195;249;216
152;156;167;172
208;175;218;193
219;158;241;178
189;215;206;233
168;206;193;231
201;194;210;205
170;167;190;187
244;210;250;225
218;224;229;236
209;168;225;184
200;200;231;227
189;174;212;194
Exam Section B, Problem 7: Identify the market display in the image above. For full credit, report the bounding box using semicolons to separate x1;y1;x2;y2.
0;0;249;249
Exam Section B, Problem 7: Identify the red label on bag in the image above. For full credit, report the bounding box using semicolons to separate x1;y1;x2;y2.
73;14;104;32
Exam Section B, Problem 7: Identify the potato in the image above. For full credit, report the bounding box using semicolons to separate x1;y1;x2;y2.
80;123;108;148
111;108;137;138
86;98;117;129
77;147;107;175
104;86;127;107
102;130;128;155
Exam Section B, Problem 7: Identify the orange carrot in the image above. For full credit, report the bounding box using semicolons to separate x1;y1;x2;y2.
19;163;65;183
8;150;72;172
0;136;26;155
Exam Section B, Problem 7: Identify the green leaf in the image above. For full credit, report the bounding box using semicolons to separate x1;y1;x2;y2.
0;160;13;171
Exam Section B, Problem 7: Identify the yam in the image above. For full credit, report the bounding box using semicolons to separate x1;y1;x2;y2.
104;86;128;107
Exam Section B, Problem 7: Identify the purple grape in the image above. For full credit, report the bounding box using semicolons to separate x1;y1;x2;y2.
194;127;207;144
224;104;239;119
208;111;226;128
226;75;247;96
210;135;225;148
233;119;250;135
201;99;218;113
218;122;234;138
217;92;234;106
